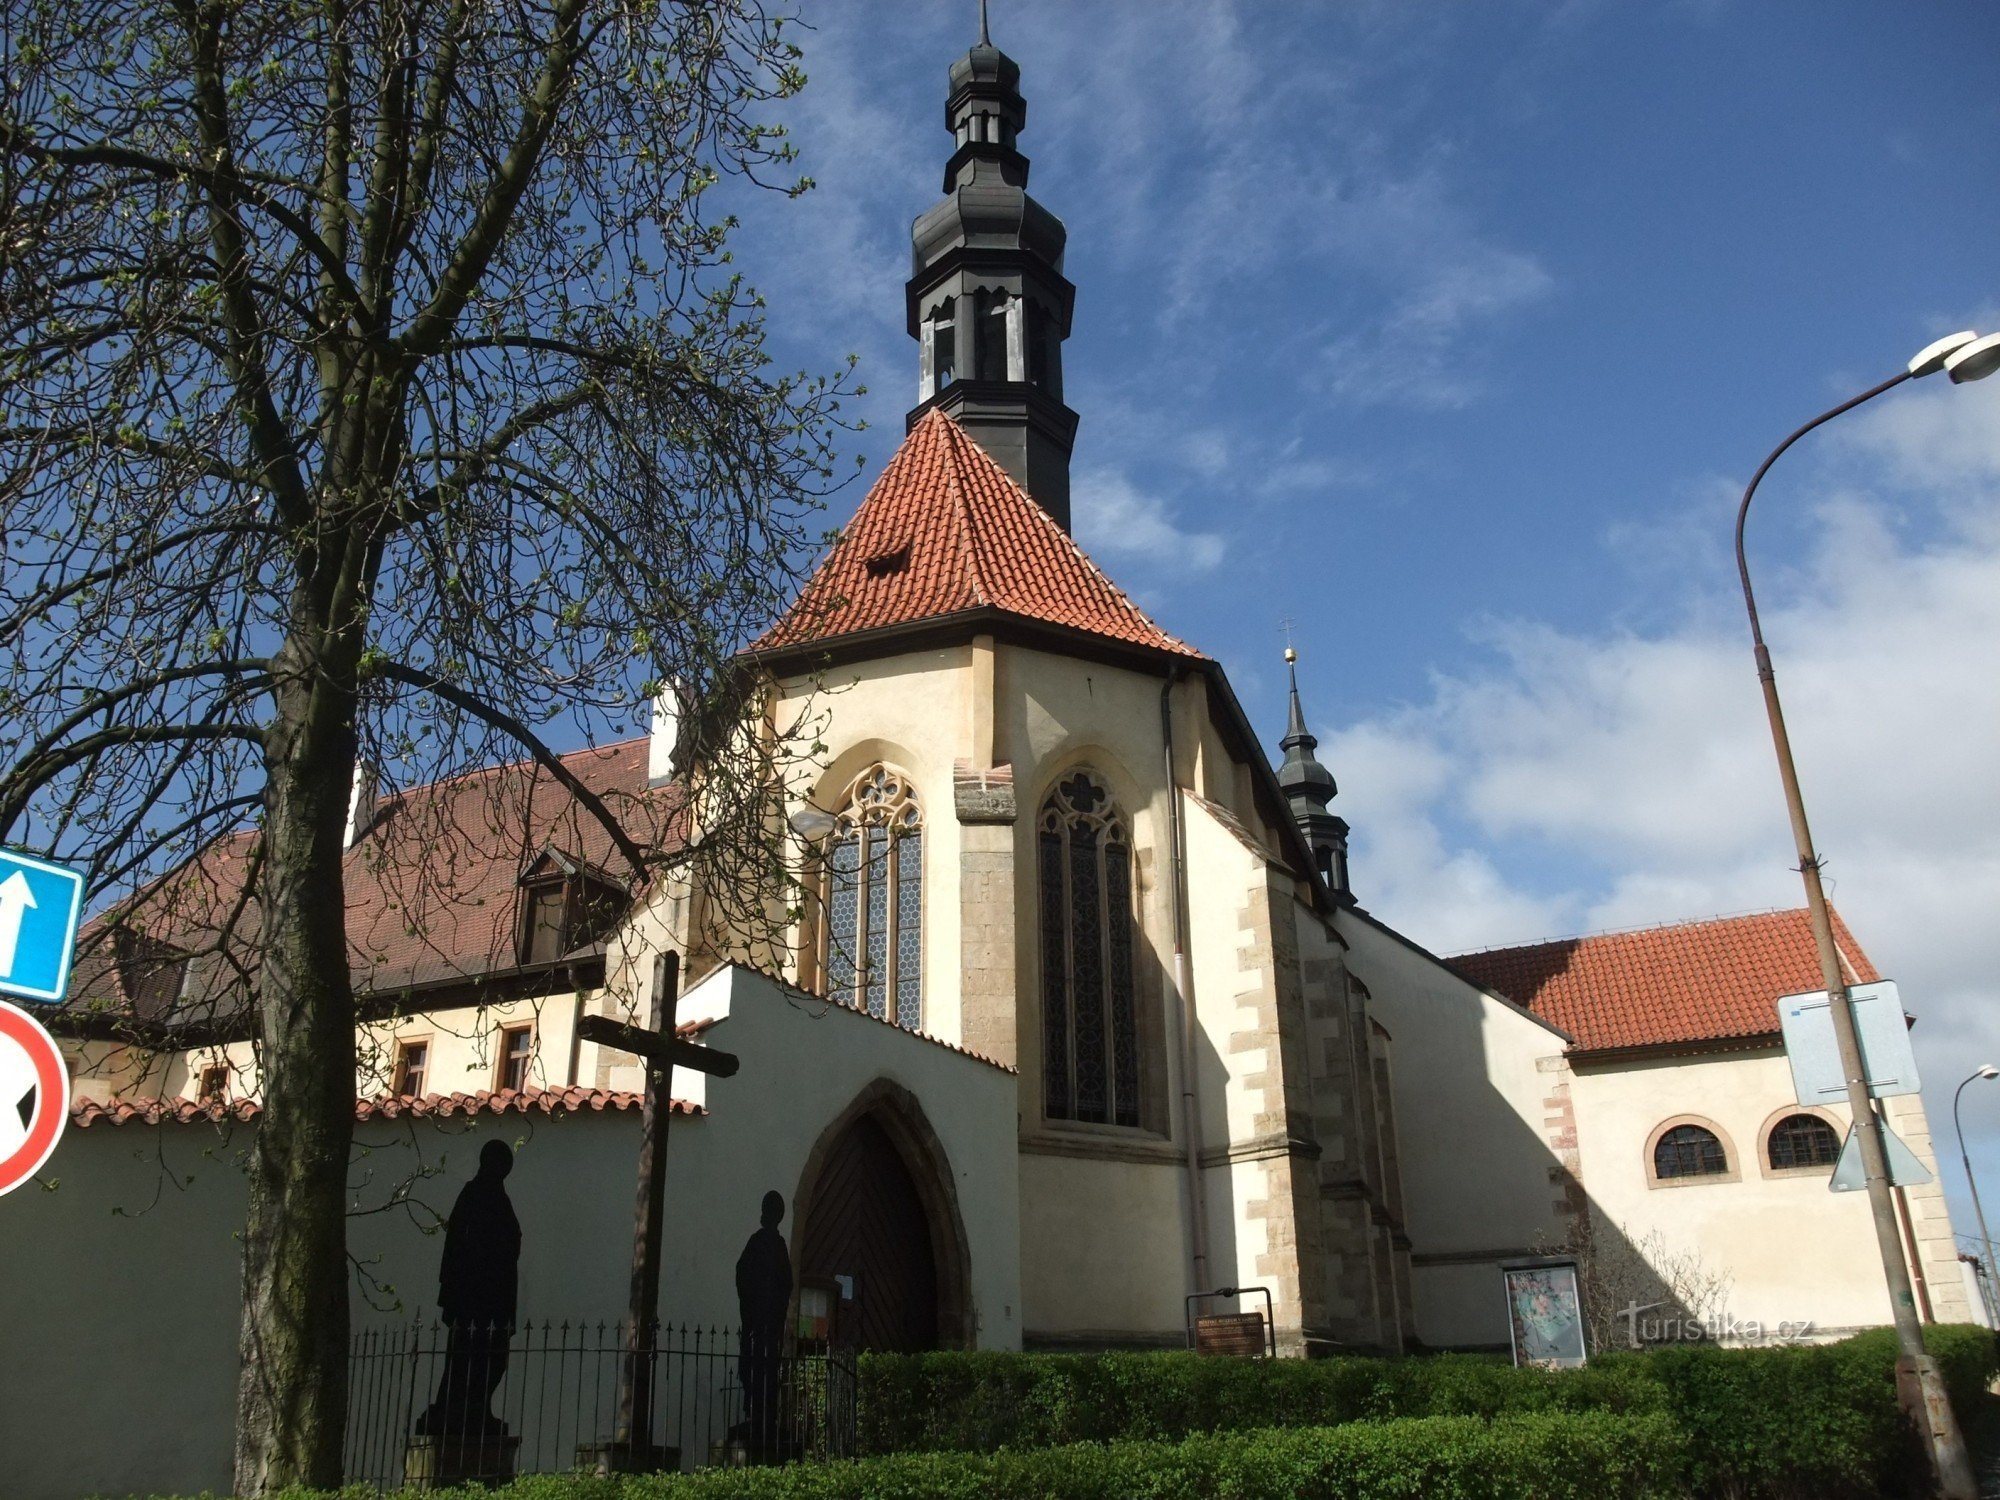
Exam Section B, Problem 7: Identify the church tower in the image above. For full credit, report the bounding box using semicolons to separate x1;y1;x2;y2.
906;9;1079;529
1278;649;1353;902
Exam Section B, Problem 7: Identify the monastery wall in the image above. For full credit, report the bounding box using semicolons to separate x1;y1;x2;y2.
1341;912;1573;1350
1568;1048;1970;1336
1;966;1020;1500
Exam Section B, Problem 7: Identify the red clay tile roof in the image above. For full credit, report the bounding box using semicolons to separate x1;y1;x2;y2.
69;739;684;1023
1446;908;1881;1054
71;1086;700;1128
752;408;1201;659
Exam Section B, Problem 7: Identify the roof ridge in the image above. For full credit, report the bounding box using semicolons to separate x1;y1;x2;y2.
1445;904;1811;961
933;410;1196;654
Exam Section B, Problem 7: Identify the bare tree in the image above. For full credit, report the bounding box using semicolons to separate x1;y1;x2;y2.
1542;1218;1734;1351
0;0;853;1488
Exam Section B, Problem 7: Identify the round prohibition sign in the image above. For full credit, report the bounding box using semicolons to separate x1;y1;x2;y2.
0;998;69;1197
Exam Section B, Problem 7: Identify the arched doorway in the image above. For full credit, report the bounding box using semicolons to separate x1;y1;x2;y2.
792;1080;973;1351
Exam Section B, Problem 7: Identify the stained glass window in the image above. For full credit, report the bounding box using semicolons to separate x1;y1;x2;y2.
1040;771;1140;1127
815;766;923;1028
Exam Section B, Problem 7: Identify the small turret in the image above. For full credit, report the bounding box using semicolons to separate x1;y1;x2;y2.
1277;648;1352;901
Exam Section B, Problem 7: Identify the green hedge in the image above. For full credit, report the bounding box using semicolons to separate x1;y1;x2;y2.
856;1324;1997;1498
855;1347;1661;1454
234;1326;1997;1500
1595;1324;1997;1499
351;1411;1688;1500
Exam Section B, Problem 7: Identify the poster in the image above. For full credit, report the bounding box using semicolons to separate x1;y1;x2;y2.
1501;1261;1587;1368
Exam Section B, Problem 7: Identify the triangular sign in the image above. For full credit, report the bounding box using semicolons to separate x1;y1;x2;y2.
1829;1121;1934;1192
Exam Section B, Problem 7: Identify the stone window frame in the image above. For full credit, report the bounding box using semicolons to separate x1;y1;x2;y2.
1644;1113;1741;1189
810;762;925;1031
493;1021;536;1094
195;1058;231;1103
390;1032;434;1098
1758;1104;1845;1179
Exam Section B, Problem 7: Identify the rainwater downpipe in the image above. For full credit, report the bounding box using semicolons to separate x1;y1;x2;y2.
1161;668;1211;1295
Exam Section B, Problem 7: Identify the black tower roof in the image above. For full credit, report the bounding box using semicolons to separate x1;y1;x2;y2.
1277;652;1338;812
905;5;1079;529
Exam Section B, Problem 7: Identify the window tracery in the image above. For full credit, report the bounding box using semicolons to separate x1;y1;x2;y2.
1038;770;1139;1127
818;765;924;1028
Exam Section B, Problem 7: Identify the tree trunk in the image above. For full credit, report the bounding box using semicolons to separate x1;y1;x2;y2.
233;639;362;1493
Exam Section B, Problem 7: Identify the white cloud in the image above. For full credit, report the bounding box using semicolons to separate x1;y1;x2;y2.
1316;377;2000;1213
1071;467;1226;576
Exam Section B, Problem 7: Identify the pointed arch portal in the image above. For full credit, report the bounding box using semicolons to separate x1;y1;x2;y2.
791;1078;974;1351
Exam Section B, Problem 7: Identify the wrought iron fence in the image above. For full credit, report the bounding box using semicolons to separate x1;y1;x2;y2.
344;1320;856;1489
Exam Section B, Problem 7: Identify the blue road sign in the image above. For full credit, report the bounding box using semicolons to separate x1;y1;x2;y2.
0;849;86;1005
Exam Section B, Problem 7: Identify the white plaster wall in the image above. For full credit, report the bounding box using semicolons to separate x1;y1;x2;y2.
0;964;1019;1500
1567;1049;1956;1336
1018;1154;1188;1340
153;990;593;1106
1341;912;1573;1349
771;648;970;1045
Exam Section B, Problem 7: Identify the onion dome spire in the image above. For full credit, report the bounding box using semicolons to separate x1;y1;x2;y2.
1276;648;1353;901
906;3;1079;529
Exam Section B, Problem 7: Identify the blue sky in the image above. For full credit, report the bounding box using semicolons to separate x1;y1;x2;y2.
719;2;2000;1255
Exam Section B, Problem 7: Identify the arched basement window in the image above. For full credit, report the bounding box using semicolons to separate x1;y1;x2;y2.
1039;770;1139;1127
1767;1112;1841;1171
821;765;923;1029
1654;1123;1729;1180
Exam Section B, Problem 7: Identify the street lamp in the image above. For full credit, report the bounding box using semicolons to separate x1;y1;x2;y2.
1953;1065;2000;1317
1734;329;1994;1500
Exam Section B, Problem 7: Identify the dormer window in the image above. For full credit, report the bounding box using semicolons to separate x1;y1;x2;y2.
113;928;188;1020
517;849;628;966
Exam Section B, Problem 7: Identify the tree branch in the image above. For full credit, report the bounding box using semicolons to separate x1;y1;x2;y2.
366;659;652;877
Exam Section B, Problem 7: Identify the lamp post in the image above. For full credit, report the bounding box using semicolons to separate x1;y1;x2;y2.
1734;328;1995;1500
1953;1064;2000;1314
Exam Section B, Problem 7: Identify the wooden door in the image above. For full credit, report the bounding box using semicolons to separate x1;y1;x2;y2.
797;1113;939;1352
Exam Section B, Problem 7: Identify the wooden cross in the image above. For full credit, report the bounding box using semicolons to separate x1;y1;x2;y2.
576;950;739;1459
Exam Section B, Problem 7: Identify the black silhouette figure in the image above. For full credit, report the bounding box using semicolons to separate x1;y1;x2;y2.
734;1189;792;1452
418;1140;522;1437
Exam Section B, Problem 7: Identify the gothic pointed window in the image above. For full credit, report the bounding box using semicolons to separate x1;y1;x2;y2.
818;765;923;1028
1039;771;1139;1127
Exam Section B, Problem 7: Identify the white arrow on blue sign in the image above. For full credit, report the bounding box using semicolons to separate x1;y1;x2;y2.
0;849;86;1005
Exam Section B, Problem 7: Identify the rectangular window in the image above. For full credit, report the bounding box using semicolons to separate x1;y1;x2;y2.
197;1063;230;1102
392;1039;429;1097
497;1025;534;1093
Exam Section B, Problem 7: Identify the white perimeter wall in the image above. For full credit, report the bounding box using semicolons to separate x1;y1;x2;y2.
1341;912;1572;1349
0;965;1019;1500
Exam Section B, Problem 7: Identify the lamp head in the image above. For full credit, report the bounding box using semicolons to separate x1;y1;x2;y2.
1945;333;2000;385
1909;331;1978;378
788;805;838;842
1980;1064;2000;1080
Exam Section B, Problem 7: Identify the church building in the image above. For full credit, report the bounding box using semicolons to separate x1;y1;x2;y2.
0;22;1972;1500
